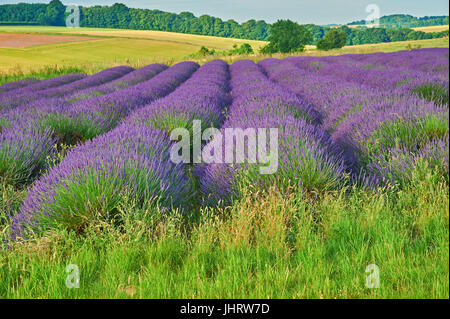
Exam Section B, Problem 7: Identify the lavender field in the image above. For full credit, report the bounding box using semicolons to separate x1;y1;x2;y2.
0;48;448;298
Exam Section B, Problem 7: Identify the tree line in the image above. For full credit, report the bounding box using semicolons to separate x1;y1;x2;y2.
305;24;448;45
0;2;47;23
0;1;271;40
348;14;449;29
0;1;448;45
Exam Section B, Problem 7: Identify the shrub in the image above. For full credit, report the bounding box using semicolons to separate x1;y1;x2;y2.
316;29;347;51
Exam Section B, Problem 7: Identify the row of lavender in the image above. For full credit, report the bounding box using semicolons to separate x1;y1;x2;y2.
290;48;449;79
11;60;230;239
1;64;167;121
0;62;195;187
258;56;448;186
197;60;348;205
285;50;449;106
339;48;449;76
0;73;88;113
0;48;448;239
0;78;41;94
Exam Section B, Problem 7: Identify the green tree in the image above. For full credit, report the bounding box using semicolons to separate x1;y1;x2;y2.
357;28;390;44
38;0;65;26
227;43;254;55
316;29;347;50
304;24;326;44
237;43;254;55
197;46;214;56
261;20;313;53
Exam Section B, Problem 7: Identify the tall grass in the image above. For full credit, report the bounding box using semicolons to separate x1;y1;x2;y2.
413;83;449;106
0;163;447;298
0;65;88;85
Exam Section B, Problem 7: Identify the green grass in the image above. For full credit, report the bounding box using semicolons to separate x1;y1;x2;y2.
0;65;86;85
0;38;197;73
0;164;448;298
413;82;450;106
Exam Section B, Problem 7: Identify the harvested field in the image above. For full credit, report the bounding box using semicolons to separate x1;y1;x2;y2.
412;25;449;32
0;32;95;48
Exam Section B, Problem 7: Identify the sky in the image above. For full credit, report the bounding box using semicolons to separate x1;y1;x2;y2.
2;0;449;25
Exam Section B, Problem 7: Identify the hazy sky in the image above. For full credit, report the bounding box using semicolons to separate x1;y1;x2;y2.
2;0;449;24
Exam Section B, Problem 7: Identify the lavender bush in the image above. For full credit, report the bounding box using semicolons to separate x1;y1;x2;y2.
260;54;449;186
11;61;233;238
0;78;41;93
0;62;198;187
0;73;86;112
2;48;448;240
197;60;348;206
12;126;192;239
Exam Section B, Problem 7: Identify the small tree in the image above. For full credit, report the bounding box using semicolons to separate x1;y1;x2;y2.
198;46;214;56
237;43;254;55
225;43;254;56
316;29;347;51
261;20;313;54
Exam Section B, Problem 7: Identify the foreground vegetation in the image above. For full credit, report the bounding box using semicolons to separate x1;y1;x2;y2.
0;163;448;298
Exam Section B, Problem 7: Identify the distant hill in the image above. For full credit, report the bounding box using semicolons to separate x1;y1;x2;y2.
348;14;449;29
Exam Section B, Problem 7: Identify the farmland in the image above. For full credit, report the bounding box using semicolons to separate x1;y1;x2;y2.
0;26;448;81
0;46;448;298
412;25;450;33
0;26;267;75
0;32;96;48
0;26;269;50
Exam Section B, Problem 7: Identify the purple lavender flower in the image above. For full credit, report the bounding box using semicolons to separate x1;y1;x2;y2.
5;49;449;240
197;60;348;205
0;62;199;187
124;60;231;133
285;48;449;105
0;78;41;93
11;61;235;238
67;64;168;102
259;52;449;186
36;66;134;99
0;73;86;112
65;61;199;139
12;125;193;240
